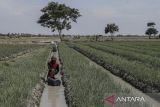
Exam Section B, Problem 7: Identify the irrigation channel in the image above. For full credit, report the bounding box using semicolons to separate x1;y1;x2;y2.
39;47;67;107
39;44;160;107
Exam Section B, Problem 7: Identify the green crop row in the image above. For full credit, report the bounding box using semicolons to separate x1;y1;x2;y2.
59;43;149;107
104;41;160;47
0;44;43;59
102;41;160;52
96;42;160;58
81;42;160;69
0;46;50;107
68;43;160;93
118;44;160;53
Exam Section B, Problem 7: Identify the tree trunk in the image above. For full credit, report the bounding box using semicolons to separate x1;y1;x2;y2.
95;36;98;41
149;35;151;39
58;30;62;41
111;33;114;41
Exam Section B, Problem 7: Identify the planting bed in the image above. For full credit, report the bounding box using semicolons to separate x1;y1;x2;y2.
97;42;160;58
81;42;160;69
68;43;160;93
59;43;150;107
0;44;44;61
0;46;50;107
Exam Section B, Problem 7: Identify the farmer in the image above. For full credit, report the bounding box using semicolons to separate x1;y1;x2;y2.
47;56;59;79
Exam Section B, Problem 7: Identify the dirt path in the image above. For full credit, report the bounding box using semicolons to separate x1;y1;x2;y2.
88;56;160;107
40;49;67;107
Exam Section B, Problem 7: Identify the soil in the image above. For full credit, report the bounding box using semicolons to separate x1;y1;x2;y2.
27;81;45;107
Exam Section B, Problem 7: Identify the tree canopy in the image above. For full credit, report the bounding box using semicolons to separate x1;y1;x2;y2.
145;28;158;38
147;22;156;27
37;2;81;40
145;22;158;39
105;23;119;40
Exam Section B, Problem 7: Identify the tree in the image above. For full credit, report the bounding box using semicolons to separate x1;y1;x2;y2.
37;2;81;41
105;23;119;40
145;28;158;39
147;22;155;27
145;22;158;39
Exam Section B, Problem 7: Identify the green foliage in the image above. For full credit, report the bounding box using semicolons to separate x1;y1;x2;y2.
97;41;160;58
145;22;158;39
69;42;160;91
0;44;42;59
38;2;81;38
105;23;119;40
147;22;156;27
145;28;158;38
0;47;50;107
82;42;160;69
59;44;150;107
59;44;122;106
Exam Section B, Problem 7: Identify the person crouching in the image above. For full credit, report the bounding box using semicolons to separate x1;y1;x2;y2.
46;56;61;86
47;56;59;79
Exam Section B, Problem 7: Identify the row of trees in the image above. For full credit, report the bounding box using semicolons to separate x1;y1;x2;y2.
0;33;58;38
0;2;158;41
38;2;160;41
38;2;120;41
104;22;160;40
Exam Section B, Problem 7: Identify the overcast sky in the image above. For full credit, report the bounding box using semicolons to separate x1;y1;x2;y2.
0;0;160;35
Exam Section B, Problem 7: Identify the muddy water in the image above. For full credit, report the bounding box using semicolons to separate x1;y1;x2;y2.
89;59;160;107
40;49;67;107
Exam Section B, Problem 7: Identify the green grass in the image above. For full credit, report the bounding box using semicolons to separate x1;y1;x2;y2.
0;46;50;107
0;44;43;59
59;43;149;107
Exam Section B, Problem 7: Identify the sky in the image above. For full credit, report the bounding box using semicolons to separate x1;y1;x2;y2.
0;0;160;35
